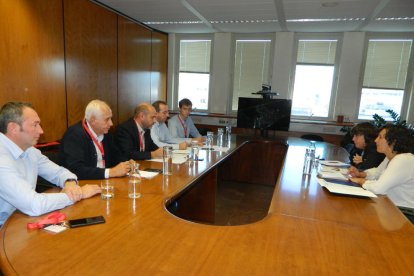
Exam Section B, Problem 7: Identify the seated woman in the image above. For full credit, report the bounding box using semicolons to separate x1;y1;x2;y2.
349;124;414;211
348;122;385;171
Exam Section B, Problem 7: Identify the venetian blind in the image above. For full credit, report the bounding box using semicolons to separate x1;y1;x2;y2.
179;40;211;73
297;40;337;65
363;39;412;89
232;40;271;110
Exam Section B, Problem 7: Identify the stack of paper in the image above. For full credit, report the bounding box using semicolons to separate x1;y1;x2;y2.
317;178;377;198
319;160;349;167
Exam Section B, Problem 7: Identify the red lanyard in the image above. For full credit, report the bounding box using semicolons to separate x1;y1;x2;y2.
178;115;188;138
82;119;105;166
27;211;67;230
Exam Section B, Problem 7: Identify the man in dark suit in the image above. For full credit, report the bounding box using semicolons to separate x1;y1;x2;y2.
116;103;163;160
59;99;131;180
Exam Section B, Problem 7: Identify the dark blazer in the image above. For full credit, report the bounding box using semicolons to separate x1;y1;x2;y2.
59;121;120;180
115;117;159;161
350;142;385;171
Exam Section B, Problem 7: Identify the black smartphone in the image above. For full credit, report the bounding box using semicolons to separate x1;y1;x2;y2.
144;168;162;173
68;216;105;228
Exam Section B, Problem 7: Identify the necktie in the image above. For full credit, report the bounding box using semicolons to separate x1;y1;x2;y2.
140;131;145;152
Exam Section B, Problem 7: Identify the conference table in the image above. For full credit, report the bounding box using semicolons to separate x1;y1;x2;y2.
1;135;413;275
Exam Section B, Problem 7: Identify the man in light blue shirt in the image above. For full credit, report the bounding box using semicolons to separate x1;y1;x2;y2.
0;102;101;226
151;100;190;150
168;98;204;141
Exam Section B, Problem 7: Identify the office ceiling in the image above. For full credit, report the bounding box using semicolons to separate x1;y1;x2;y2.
95;0;414;34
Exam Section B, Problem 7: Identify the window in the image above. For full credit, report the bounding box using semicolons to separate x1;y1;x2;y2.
291;39;338;118
177;39;211;111
358;39;413;120
231;37;273;111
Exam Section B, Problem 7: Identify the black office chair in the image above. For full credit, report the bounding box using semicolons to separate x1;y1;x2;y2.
300;134;324;142
35;142;61;193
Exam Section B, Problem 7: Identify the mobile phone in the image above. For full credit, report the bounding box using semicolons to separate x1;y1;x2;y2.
144;168;162;173
68;216;105;228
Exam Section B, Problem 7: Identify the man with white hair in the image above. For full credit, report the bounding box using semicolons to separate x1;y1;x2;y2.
59;99;130;180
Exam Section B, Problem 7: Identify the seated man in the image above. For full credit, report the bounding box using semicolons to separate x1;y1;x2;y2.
151;100;192;150
116;103;163;160
168;98;204;142
0;102;100;226
59;99;130;180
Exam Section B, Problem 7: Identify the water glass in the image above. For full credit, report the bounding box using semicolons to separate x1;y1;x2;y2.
206;131;214;148
163;146;173;175
225;125;232;136
190;144;200;161
217;128;224;147
129;162;141;198
101;180;114;199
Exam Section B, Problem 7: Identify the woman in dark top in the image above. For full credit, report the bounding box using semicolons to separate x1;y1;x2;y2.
349;122;385;171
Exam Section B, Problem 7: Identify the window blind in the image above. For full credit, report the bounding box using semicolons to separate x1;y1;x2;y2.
363;40;412;89
232;40;271;109
297;40;337;65
179;40;211;73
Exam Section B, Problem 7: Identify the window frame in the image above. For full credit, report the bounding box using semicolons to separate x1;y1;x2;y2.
289;33;343;120
356;33;414;122
229;33;275;114
172;34;214;112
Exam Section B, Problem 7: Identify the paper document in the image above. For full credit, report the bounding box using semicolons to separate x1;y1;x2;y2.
319;160;349;167
150;156;187;164
173;149;190;155
138;170;159;179
317;178;377;198
318;171;349;181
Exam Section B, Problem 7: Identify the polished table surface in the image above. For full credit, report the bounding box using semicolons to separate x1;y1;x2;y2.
1;136;413;275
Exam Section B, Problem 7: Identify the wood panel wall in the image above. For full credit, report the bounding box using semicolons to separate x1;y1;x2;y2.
118;17;152;123
0;0;168;142
151;32;168;103
0;0;67;142
64;0;118;126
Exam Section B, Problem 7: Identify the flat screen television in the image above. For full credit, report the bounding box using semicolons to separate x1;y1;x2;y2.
236;97;292;132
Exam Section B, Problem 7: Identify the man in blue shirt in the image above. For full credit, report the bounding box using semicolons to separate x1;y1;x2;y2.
151;100;190;150
168;98;204;141
0;102;101;226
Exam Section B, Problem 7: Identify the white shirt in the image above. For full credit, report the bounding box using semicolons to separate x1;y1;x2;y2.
86;121;109;179
0;133;76;226
363;153;414;208
151;121;190;149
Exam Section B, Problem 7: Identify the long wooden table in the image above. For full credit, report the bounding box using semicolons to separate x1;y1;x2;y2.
1;136;413;275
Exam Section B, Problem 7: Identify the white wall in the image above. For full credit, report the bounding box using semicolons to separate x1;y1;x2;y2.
168;32;414;133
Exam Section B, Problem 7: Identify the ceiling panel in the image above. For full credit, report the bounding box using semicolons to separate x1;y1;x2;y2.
95;0;414;33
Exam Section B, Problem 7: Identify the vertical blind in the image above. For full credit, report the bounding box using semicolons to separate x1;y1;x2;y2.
179;40;211;73
363;39;412;89
297;40;337;65
232;40;271;109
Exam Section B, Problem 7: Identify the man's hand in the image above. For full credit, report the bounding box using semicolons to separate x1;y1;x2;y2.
109;161;131;177
151;148;163;158
178;142;187;150
192;137;205;143
62;181;82;202
81;184;102;199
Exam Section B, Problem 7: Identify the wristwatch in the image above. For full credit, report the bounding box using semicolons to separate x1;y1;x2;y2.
65;178;79;185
